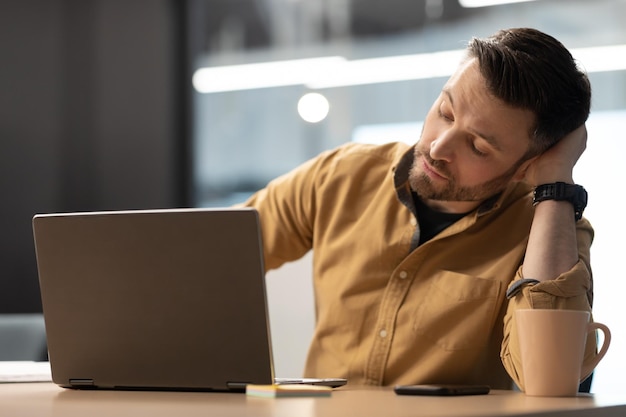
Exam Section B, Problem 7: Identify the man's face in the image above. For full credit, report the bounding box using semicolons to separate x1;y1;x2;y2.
409;58;536;212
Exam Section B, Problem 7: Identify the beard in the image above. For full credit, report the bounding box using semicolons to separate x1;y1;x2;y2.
408;147;524;202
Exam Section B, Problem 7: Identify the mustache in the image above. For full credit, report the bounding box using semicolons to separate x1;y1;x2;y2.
415;148;452;178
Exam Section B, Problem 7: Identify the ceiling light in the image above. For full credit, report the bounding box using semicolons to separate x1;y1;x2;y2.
192;56;346;93
297;93;330;123
192;44;626;94
459;0;537;7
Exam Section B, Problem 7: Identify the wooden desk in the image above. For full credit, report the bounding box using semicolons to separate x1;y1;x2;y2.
2;383;626;417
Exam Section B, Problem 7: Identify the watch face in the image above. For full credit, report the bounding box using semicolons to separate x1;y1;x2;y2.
566;184;587;221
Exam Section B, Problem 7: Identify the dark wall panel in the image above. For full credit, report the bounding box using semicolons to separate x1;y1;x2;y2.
0;0;183;313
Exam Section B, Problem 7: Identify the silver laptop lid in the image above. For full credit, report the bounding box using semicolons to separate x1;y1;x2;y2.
32;207;274;391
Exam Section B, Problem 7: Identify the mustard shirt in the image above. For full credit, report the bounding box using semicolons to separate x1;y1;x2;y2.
242;141;595;389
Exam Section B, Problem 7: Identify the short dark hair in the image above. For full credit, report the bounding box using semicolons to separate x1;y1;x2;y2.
467;28;591;156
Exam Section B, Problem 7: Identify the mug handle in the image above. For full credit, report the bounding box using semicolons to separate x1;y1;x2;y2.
581;322;611;379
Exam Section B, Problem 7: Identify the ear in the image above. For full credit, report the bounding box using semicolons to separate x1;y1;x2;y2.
512;155;539;182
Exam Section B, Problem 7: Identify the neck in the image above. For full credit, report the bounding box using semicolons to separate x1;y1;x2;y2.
421;198;482;214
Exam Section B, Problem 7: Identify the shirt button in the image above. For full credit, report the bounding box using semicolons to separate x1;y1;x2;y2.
379;329;388;338
398;271;408;279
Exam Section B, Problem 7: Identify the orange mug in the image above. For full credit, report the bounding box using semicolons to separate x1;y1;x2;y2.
516;309;611;397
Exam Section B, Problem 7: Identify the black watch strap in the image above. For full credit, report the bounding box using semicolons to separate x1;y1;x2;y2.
533;182;587;221
506;278;541;299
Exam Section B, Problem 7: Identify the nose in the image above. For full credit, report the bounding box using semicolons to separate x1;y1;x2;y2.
429;129;456;162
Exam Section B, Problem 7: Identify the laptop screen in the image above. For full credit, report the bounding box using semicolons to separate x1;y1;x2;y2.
33;208;275;391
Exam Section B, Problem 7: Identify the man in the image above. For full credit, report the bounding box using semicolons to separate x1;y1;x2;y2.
241;28;594;390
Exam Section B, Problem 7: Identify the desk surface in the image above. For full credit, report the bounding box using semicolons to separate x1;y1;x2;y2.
2;383;626;417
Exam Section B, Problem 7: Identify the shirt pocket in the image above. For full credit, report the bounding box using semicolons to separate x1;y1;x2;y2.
412;271;502;351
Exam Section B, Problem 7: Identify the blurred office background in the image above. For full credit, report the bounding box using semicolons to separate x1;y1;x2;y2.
1;0;624;393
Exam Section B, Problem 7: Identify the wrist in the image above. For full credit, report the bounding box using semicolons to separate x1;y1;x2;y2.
531;172;574;187
527;161;574;187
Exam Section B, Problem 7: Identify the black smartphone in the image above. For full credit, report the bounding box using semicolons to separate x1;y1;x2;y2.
394;384;490;396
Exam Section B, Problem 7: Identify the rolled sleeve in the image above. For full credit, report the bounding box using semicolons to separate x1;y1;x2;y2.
527;260;593;309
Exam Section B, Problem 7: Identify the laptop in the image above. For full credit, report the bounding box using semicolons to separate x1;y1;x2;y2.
32;207;346;392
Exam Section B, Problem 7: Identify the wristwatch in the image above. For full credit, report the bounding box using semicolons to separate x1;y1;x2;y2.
533;182;588;221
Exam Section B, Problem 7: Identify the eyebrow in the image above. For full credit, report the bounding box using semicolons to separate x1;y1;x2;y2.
442;88;503;151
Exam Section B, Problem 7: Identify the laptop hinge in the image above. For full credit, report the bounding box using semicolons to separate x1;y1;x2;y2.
226;382;249;392
69;378;95;387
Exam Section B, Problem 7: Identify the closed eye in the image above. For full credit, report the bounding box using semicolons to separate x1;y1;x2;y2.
438;103;453;122
469;138;489;157
471;144;488;157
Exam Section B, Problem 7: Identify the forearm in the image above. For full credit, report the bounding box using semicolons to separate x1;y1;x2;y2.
522;199;578;281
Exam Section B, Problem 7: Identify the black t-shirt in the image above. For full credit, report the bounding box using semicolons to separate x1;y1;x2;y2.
412;192;468;245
